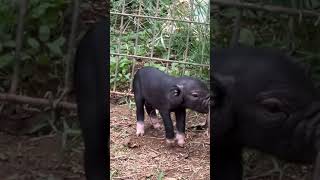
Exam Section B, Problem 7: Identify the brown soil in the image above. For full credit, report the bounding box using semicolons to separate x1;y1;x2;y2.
0;132;84;180
110;104;210;180
0;103;314;180
110;103;314;180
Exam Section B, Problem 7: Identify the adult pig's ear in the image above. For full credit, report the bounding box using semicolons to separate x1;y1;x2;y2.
212;72;235;100
211;72;235;142
169;84;184;105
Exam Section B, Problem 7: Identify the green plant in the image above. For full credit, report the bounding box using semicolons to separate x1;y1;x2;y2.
110;56;133;90
0;0;70;95
156;170;165;180
110;0;210;92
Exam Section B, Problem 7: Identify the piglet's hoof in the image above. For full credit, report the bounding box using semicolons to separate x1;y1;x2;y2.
152;122;161;130
166;138;175;147
175;133;185;147
136;121;145;136
150;117;161;130
205;129;210;137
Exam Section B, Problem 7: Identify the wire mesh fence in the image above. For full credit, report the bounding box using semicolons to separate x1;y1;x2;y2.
110;0;211;97
0;1;109;111
0;0;82;111
2;0;319;108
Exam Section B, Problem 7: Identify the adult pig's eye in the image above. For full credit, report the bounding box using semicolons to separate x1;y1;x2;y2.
191;93;199;98
261;98;283;113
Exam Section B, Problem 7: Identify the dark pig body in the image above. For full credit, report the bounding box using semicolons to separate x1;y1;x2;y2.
211;47;320;180
74;19;108;180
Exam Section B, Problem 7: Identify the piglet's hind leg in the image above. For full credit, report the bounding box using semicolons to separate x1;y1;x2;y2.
135;96;145;136
145;102;161;129
136;121;145;136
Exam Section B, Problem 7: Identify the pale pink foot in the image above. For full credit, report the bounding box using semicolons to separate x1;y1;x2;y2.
166;138;175;147
136;121;145;136
206;112;210;137
150;117;161;129
205;129;210;137
175;132;185;147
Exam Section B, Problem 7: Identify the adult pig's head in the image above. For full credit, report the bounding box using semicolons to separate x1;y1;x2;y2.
212;47;320;163
170;76;210;113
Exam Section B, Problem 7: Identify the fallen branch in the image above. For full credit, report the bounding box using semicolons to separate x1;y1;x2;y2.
213;0;320;18
0;93;77;110
110;91;134;97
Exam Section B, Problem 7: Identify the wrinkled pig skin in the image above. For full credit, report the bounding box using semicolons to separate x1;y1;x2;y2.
211;47;320;180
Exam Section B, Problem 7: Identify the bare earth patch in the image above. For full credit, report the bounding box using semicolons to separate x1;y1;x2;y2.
110;104;210;180
0;132;84;180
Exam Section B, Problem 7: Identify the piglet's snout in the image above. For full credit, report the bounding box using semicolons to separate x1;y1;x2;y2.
205;95;210;106
201;95;210;113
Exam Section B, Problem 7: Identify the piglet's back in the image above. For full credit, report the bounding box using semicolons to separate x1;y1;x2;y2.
133;67;174;97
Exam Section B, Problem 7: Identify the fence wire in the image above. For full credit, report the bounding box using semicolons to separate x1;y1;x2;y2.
1;0;319;108
110;0;211;97
0;0;84;111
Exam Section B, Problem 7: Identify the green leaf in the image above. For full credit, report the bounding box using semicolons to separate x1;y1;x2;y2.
27;121;48;134
222;8;239;18
47;37;65;56
311;0;320;8
144;63;150;66
158;66;166;71
27;37;40;50
0;53;14;68
157;170;164;180
185;70;190;76
0;31;12;41
31;3;53;18
239;28;255;46
21;52;32;61
3;40;15;48
39;25;50;42
37;54;50;65
47;43;62;56
55;36;66;46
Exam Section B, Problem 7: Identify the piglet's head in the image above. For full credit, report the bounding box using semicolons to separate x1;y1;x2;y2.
169;77;209;113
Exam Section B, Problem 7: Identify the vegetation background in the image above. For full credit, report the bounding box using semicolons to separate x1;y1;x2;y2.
110;0;210;96
0;1;107;179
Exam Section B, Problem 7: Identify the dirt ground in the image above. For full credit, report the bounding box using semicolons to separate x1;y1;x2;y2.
0;132;85;180
110;104;210;180
110;103;315;180
0;102;314;180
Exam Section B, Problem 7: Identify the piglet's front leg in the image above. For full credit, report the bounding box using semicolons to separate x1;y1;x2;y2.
159;111;175;146
175;108;186;147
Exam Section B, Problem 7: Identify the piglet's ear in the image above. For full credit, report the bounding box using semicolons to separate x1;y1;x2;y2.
169;85;184;105
171;85;183;96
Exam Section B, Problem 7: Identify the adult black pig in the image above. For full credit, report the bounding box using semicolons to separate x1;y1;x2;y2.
74;19;108;180
133;67;210;147
211;47;320;180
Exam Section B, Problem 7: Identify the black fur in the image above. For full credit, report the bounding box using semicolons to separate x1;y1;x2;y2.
74;19;109;180
211;47;320;180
